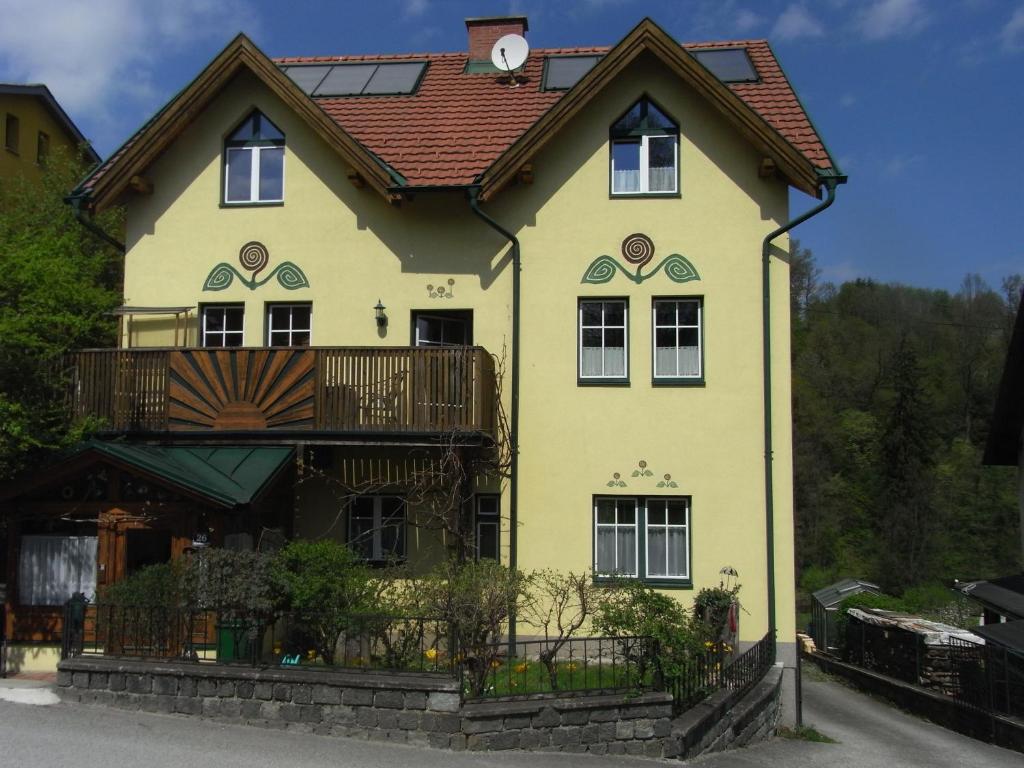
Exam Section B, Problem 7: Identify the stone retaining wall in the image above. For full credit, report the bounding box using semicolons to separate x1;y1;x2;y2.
57;656;782;759
673;663;784;759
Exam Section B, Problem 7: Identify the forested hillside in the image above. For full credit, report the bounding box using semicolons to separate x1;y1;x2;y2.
790;242;1022;598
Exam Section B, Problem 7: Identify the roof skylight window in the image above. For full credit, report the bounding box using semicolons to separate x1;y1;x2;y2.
542;55;602;91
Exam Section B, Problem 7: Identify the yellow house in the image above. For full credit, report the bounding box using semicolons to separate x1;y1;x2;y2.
0;83;99;182
1;17;843;676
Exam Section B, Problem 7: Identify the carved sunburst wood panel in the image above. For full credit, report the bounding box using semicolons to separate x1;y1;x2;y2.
167;349;314;430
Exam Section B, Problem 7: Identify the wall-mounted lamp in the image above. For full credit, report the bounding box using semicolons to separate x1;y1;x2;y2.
374;299;387;328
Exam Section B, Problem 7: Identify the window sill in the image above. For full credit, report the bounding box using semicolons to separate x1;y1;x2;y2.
5;147;19;156
219;201;285;209
652;378;705;388
608;192;681;200
578;378;630;387
592;575;693;589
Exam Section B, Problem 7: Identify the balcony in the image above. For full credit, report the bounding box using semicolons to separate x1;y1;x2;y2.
67;347;497;440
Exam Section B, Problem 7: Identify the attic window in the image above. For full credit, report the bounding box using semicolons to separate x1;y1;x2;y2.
224;111;284;205
280;62;427;96
690;48;758;83
542;55;602;90
610;98;679;196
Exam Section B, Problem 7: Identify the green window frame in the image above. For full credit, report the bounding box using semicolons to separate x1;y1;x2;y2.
593;495;692;587
652;297;703;383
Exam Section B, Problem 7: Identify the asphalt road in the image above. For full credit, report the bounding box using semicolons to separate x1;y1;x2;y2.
0;669;1020;767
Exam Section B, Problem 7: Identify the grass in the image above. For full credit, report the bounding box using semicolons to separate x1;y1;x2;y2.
477;656;651;698
776;725;838;743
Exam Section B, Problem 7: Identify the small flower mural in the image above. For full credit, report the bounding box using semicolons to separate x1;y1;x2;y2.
631;459;654;478
606;471;627;488
426;278;455;298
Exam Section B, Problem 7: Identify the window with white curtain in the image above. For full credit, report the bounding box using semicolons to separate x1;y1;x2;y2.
653;298;702;379
18;535;98;606
610;98;678;195
594;497;638;576
579;299;628;381
594;497;690;582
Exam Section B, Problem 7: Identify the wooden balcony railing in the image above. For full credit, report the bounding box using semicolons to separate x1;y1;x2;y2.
67;347;497;438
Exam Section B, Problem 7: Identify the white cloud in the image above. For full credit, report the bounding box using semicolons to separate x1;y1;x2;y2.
856;0;929;41
0;0;257;149
734;9;762;34
771;4;824;41
882;153;924;177
839;93;857;108
1001;5;1024;51
403;0;429;18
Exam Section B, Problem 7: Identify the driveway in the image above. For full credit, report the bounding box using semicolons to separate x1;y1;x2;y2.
694;665;1021;768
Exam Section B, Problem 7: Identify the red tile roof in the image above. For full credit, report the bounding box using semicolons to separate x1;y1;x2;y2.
79;36;833;196
276;39;832;187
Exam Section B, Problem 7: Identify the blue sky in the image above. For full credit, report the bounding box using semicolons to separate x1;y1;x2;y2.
1;0;1021;292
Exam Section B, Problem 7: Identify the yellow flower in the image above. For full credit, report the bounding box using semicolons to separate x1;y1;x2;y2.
514;662;529;674
490;658;504;669
425;648;439;661
704;641;714;649
306;649;317;660
566;662;578;672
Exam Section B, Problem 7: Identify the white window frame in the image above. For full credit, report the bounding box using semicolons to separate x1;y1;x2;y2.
652;298;702;380
266;303;312;347
643;498;690;581
200;304;245;348
225;145;285;204
347;496;406;562
578;299;629;381
593;497;639;577
475;495;500;561
610;133;678;195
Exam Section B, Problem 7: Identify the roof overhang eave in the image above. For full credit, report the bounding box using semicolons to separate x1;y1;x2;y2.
476;18;832;202
79;35;395;213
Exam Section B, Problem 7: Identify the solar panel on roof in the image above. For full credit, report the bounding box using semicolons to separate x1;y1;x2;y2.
691;49;758;83
282;65;332;94
543;55;602;90
313;64;377;96
280;62;427;97
363;62;427;95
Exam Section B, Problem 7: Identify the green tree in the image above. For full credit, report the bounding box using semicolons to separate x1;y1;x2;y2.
0;149;123;479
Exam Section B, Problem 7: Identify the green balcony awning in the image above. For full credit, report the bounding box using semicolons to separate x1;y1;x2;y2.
1;441;295;509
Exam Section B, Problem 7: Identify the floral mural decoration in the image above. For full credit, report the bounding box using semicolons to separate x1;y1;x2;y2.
581;233;700;285
427;278;455;299
203;242;310;291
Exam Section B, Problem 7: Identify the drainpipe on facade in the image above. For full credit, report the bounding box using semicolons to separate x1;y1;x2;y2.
65;193;126;254
467;186;520;648
761;171;845;642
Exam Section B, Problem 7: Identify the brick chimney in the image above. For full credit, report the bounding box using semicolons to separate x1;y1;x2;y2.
466;16;528;63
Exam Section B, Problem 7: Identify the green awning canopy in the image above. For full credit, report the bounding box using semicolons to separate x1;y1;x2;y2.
2;441;295;508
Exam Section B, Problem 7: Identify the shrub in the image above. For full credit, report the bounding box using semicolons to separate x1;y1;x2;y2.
693;566;741;641
419;559;531;697
100;561;188;608
592;578;703;686
520;569;598;689
185;548;277;616
270;539;378;664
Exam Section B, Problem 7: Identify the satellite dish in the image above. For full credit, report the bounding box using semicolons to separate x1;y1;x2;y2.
492;33;529;82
